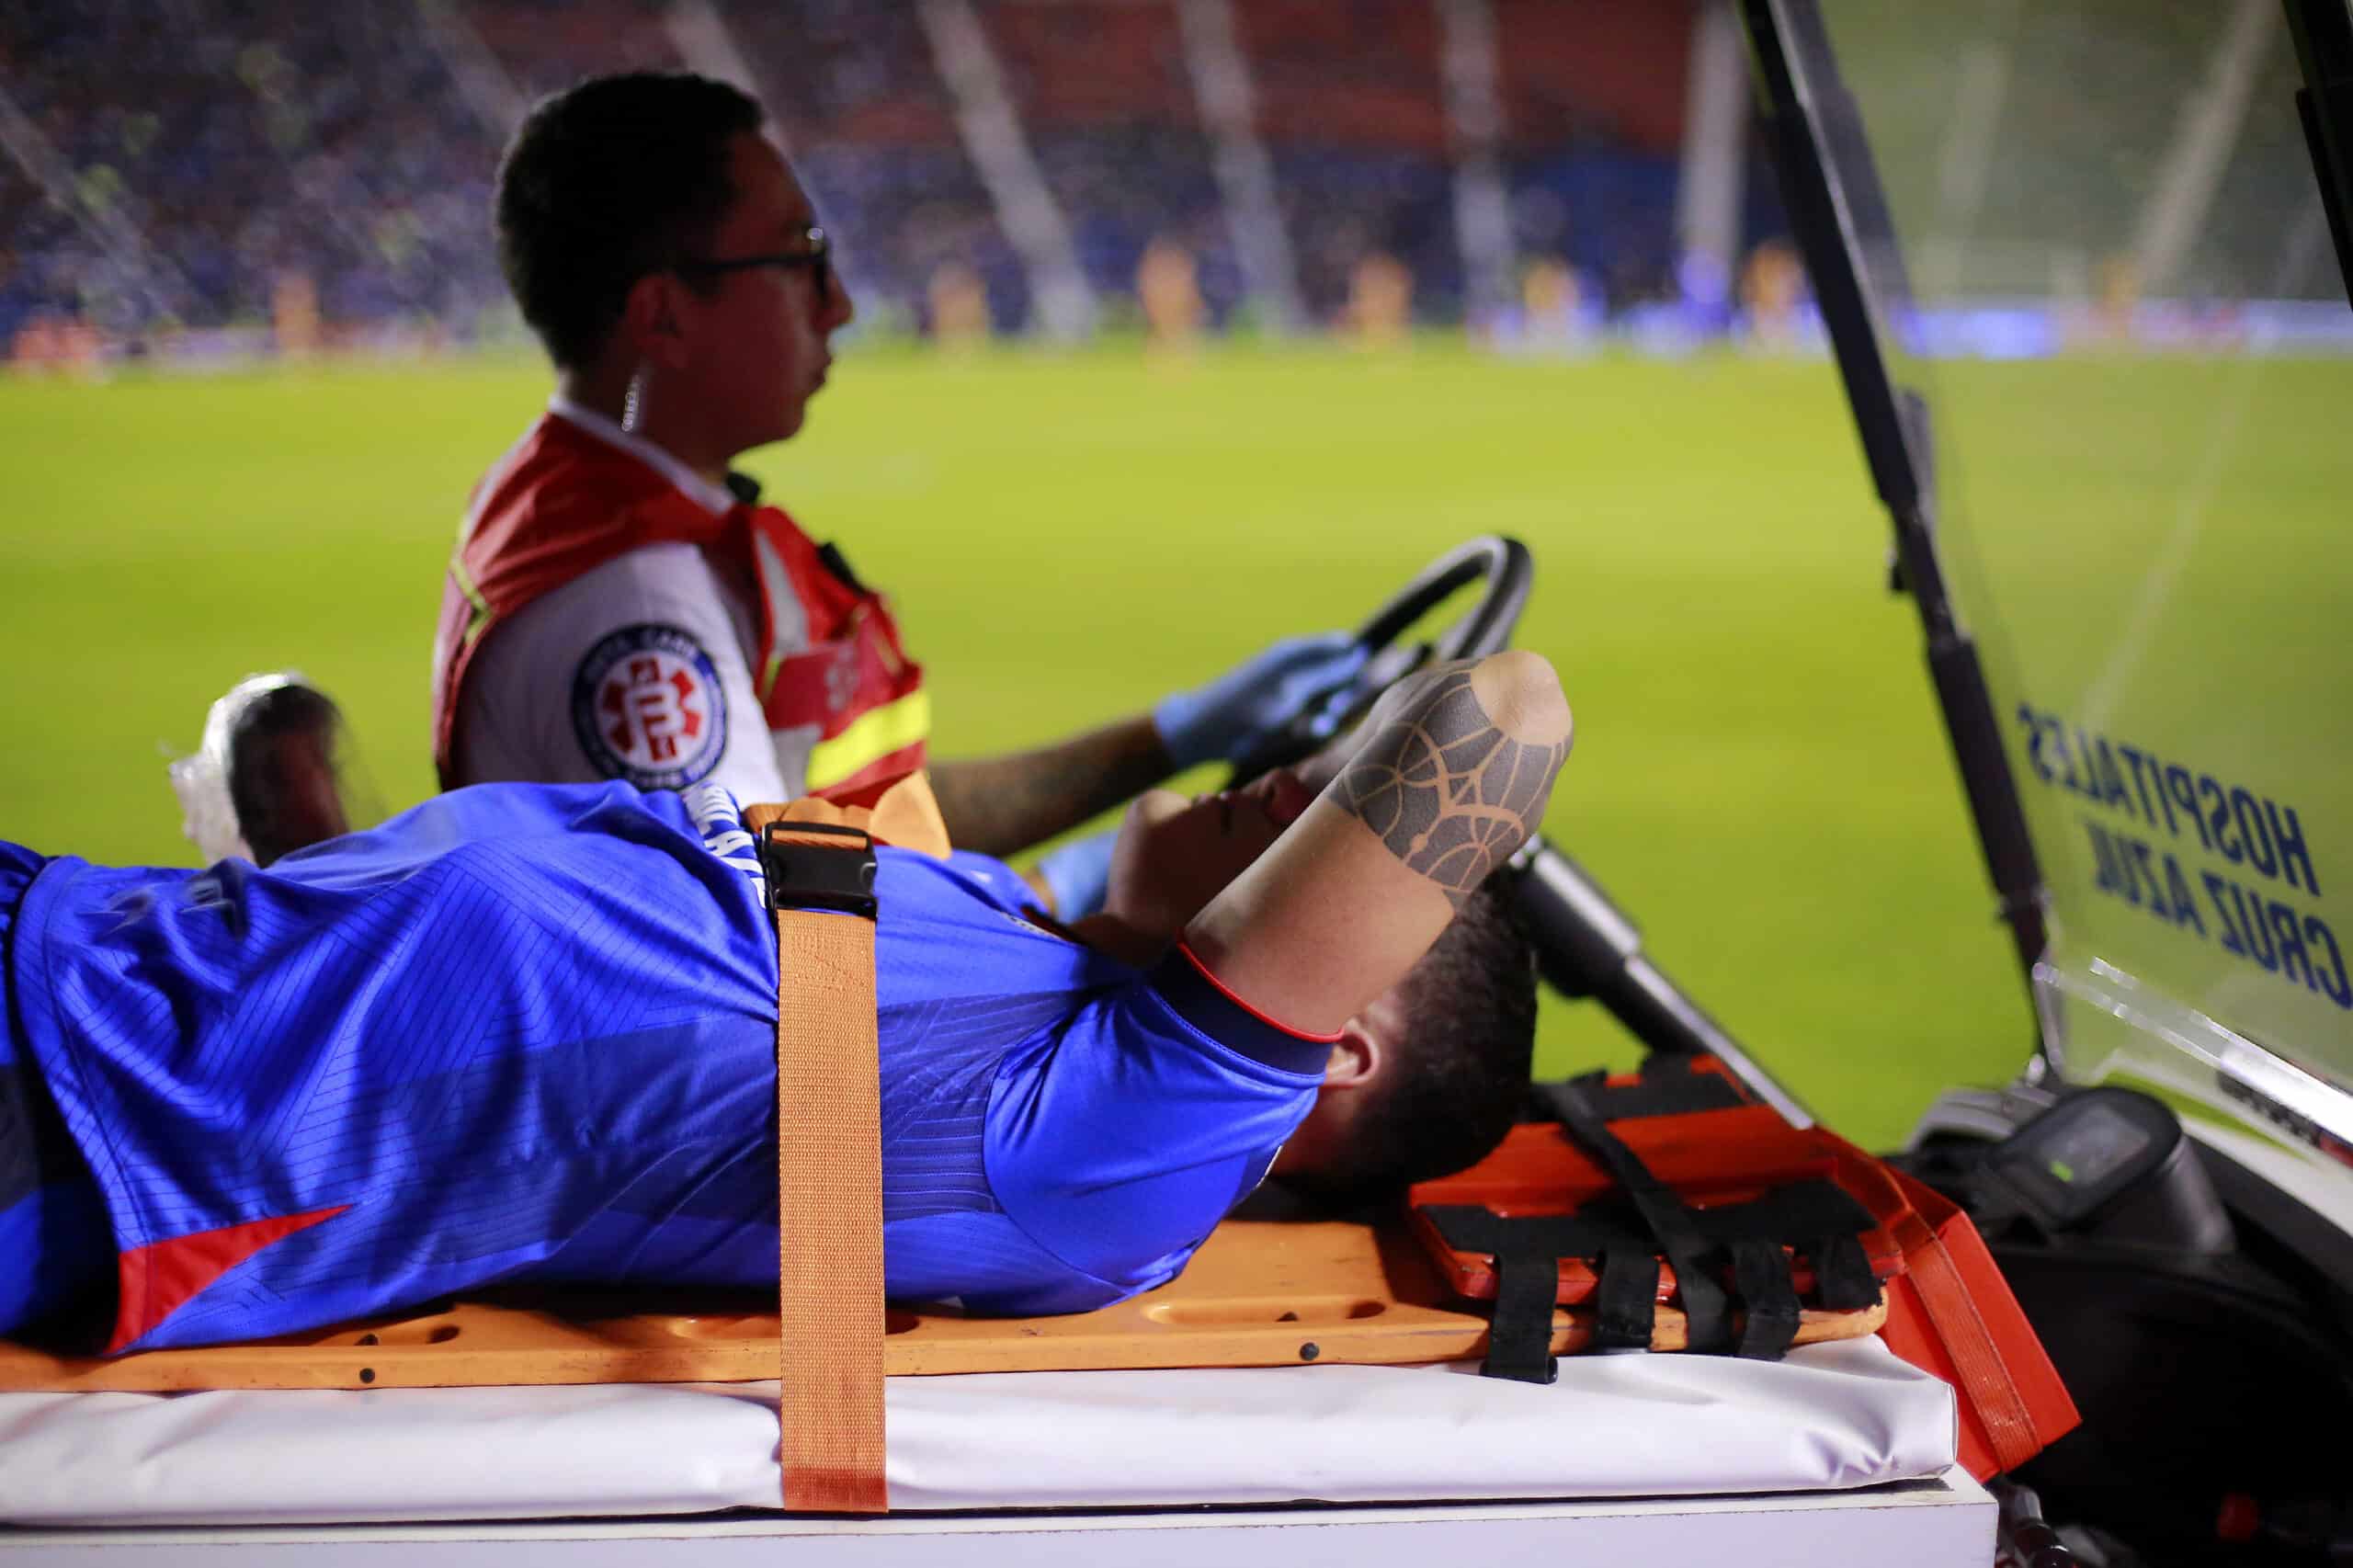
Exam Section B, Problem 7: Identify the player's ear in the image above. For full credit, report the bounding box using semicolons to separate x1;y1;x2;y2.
620;271;692;368
1320;1006;1393;1095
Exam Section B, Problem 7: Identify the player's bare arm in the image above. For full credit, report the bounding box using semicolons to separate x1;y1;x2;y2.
1186;651;1571;1035
927;720;1174;858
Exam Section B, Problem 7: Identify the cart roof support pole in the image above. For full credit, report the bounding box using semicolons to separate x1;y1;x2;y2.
1739;0;2055;1059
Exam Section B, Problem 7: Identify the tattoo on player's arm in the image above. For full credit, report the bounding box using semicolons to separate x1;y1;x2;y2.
1332;669;1567;905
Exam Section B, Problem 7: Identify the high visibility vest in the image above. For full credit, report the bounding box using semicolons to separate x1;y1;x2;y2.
430;415;926;805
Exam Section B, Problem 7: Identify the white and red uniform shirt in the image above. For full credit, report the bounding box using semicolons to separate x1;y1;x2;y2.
430;400;927;806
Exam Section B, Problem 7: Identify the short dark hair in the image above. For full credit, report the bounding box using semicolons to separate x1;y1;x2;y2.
494;73;764;369
1292;873;1539;1206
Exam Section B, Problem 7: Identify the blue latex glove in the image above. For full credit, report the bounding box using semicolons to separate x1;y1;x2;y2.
1152;631;1370;771
1034;826;1120;920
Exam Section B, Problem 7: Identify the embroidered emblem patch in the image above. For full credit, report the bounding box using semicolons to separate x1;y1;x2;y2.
571;624;728;789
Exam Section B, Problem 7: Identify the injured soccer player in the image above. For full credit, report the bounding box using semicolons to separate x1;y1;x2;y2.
0;653;1569;1358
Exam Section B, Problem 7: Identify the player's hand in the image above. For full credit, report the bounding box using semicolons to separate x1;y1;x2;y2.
1153;631;1370;770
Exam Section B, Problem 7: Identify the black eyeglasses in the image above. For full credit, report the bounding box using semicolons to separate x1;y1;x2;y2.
674;225;832;300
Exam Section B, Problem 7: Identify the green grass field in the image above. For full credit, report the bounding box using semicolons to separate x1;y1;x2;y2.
2;338;2169;1150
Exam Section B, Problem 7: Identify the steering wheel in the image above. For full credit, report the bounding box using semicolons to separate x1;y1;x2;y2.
1226;534;1533;784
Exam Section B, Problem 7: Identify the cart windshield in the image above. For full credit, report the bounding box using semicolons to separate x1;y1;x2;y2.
1795;0;2353;1159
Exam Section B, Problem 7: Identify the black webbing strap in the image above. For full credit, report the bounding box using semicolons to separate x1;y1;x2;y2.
1540;1074;1734;1353
1422;1205;1627;1260
1595;1248;1660;1350
1517;1055;1748;1125
1487;1255;1563;1384
1731;1239;1802;1360
1810;1232;1880;1312
1425;1078;1883;1377
1423;1180;1878;1371
1556;1057;1750;1121
1423;1186;1878;1284
1419;1206;1599;1383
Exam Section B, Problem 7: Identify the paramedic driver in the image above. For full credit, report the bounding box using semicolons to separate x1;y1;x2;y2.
433;72;1361;910
1;653;1566;1355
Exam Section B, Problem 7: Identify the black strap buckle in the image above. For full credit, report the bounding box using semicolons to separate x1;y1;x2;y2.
758;821;878;920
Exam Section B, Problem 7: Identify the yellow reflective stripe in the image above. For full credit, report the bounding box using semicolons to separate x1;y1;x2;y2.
451;555;494;650
805;689;931;791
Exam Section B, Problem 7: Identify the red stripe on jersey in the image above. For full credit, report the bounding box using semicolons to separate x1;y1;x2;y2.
1175;941;1345;1044
108;1205;349;1353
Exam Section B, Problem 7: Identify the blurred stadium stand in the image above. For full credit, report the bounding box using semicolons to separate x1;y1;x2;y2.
1;0;510;352
733;2;1021;332
1;0;1727;355
1494;0;1688;313
974;2;1228;327
3;0;2344;366
469;0;687;99
1236;0;1458;321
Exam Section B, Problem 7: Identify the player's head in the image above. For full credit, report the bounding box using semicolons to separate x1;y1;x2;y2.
1101;768;1317;939
1275;874;1538;1205
224;680;356;869
494;72;852;449
1103;772;1537;1203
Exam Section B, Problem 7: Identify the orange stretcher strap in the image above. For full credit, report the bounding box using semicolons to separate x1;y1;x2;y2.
763;769;951;859
1898;1222;2042;1473
745;803;888;1514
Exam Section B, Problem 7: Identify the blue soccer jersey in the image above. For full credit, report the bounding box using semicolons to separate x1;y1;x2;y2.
4;781;1329;1353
